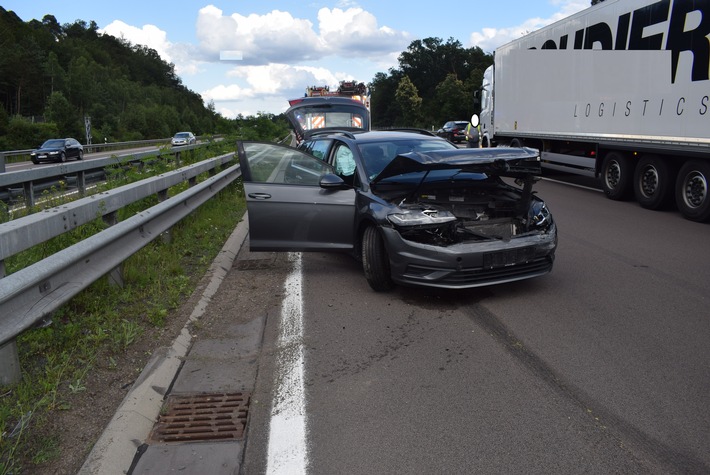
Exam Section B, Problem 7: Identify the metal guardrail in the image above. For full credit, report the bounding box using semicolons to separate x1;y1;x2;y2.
0;150;241;383
0;142;204;207
0;135;220;164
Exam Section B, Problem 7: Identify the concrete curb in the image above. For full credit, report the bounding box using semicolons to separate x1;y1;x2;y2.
78;215;249;475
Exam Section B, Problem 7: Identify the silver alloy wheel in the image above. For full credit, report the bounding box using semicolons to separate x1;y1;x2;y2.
638;165;659;198
604;159;622;190
681;170;708;209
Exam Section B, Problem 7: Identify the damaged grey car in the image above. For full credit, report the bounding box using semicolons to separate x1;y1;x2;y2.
237;99;556;291
237;135;557;291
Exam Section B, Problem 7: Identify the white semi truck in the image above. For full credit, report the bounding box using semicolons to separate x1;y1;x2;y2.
478;0;710;221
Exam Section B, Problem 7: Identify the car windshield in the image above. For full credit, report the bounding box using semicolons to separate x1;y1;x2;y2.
42;139;64;148
455;122;468;128
174;133;190;138
358;139;457;181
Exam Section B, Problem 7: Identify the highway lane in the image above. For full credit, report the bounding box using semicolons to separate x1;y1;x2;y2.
239;175;709;474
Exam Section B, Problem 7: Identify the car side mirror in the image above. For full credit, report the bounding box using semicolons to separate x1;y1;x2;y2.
320;173;347;189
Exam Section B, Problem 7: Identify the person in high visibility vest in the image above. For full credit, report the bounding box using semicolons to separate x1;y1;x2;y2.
465;121;481;148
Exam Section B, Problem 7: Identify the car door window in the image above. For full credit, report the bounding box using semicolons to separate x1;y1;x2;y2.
240;142;332;186
301;139;333;161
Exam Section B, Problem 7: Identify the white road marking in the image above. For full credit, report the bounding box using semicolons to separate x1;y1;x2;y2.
266;252;309;474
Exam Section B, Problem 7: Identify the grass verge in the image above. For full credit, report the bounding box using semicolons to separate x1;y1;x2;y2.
0;148;246;474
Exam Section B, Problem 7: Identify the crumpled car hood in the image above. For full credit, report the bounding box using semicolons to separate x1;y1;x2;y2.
372;147;541;184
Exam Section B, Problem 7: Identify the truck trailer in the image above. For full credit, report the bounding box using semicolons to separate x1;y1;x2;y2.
478;0;710;221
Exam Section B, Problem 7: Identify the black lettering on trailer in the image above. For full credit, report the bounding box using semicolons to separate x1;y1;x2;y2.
533;0;710;84
616;13;632;49
628;0;670;50
584;22;614;49
701;96;709;115
666;0;710;83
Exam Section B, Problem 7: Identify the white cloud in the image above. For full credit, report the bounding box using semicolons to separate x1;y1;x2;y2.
194;5;409;64
317;8;410;54
202;64;341;103
99;20;203;77
470;0;588;53
100;20;173;62
196;5;325;64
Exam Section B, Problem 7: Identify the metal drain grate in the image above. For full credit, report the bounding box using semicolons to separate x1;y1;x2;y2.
148;392;249;443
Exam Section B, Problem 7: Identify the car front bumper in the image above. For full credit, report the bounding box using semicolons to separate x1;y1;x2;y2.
380;224;557;289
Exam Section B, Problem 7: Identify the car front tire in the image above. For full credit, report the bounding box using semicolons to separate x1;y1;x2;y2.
58;152;66;163
362;225;394;292
78;150;84;160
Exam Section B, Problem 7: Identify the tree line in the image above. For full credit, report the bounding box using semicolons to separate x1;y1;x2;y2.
0;7;289;150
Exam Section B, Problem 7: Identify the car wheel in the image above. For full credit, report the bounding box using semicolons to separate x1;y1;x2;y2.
633;155;675;210
31;159;39;164
601;151;633;200
675;160;710;222
361;225;394;292
78;150;84;160
58;152;67;163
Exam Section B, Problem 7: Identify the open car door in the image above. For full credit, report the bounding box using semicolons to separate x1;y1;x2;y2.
237;141;356;252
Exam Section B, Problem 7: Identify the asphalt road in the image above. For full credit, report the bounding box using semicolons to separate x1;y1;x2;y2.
239;175;710;474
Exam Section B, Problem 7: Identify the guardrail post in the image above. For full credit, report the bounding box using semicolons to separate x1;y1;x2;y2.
102;211;124;287
76;170;87;197
0;340;22;385
23;181;36;208
0;152;5;173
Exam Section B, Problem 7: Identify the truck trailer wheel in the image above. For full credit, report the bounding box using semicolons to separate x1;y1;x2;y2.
675;160;710;222
633;155;676;210
601;152;633;200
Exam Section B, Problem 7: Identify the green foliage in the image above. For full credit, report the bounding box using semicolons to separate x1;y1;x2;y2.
6;116;59;150
395;76;423;127
44;91;78;135
370;37;493;128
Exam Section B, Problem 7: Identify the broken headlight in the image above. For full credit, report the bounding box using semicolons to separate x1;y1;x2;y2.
387;209;457;227
529;201;552;227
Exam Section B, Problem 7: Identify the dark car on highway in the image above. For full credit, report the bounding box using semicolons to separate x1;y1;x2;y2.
436;120;469;143
30;138;84;164
237;98;557;291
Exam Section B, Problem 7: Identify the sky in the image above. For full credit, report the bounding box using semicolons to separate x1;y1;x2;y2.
3;1;589;118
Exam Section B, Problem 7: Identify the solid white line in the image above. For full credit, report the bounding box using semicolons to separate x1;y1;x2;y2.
266;252;309;474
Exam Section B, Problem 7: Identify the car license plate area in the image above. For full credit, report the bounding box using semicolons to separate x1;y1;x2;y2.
483;247;534;269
